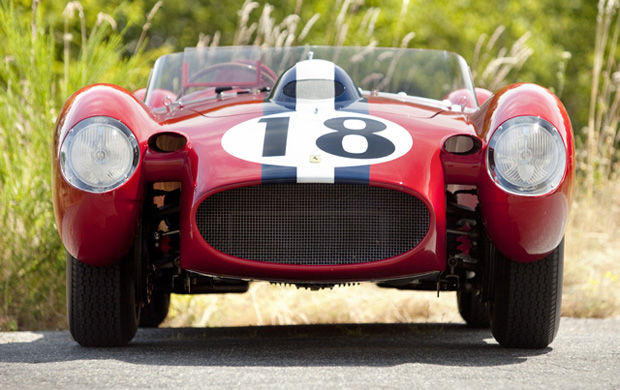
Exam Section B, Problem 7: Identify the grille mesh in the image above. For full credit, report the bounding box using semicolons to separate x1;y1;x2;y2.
196;184;430;265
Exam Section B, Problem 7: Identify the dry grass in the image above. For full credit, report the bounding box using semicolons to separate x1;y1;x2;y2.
585;0;620;195
471;25;533;92
561;0;620;319
563;180;620;318
163;285;460;328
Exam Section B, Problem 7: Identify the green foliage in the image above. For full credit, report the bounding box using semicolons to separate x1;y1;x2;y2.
129;0;596;132
0;1;156;330
584;0;620;194
29;0;597;132
0;0;613;329
0;1;65;330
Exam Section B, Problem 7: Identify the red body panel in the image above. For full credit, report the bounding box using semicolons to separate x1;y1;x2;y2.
176;98;450;281
471;84;574;260
53;80;574;278
53;85;158;265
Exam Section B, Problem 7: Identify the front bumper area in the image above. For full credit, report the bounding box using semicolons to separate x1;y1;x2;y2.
180;182;444;283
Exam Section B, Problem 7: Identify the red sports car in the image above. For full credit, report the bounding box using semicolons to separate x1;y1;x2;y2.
52;46;574;348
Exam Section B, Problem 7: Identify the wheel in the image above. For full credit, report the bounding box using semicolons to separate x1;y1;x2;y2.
139;292;170;328
67;253;140;347
489;239;564;349
457;288;490;328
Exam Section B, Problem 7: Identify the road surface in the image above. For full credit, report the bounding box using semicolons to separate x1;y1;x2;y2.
0;318;618;388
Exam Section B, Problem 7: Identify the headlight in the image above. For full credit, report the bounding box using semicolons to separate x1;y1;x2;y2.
60;116;139;193
487;116;566;196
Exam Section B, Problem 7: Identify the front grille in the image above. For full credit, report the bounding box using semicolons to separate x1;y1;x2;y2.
196;184;430;265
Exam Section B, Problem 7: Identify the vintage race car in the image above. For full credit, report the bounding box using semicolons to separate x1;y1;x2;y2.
52;46;573;348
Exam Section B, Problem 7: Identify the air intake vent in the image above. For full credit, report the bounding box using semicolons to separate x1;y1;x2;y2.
196;184;430;265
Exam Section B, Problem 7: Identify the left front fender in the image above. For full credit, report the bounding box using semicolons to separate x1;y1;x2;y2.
470;83;575;262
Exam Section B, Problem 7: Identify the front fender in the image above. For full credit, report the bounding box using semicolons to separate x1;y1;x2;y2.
471;83;575;262
52;84;158;266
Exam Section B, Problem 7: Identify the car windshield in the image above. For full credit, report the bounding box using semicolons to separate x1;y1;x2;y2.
145;46;477;108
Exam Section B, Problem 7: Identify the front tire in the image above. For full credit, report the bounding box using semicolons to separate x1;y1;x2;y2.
489;239;564;349
139;292;170;328
67;253;140;347
457;288;490;328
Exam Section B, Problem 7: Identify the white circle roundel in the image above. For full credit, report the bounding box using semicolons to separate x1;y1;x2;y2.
221;111;412;169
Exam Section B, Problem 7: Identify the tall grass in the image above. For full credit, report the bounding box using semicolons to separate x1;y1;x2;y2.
585;0;620;195
0;0;618;331
561;0;620;318
563;179;620;318
227;0;413;48
0;1;158;330
0;1;63;330
471;25;533;92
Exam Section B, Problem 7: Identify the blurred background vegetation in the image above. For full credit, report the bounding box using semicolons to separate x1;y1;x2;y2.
0;0;618;331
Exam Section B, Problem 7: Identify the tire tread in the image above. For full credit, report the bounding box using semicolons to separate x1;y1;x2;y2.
67;254;138;347
490;241;563;348
457;289;490;328
139;292;170;328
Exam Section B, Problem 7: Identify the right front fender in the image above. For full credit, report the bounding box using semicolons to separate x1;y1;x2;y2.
52;84;158;266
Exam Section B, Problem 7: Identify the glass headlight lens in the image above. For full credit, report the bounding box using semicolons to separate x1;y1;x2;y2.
487;116;566;196
60;116;139;193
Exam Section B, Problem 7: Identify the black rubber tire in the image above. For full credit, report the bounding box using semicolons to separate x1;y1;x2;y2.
67;253;140;347
139;292;170;328
457;288;490;328
489;239;564;349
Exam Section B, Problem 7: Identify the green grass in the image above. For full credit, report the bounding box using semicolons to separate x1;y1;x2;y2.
0;1;618;330
0;2;65;330
0;1;155;330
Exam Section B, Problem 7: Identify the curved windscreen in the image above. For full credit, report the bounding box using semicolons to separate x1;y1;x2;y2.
145;46;477;108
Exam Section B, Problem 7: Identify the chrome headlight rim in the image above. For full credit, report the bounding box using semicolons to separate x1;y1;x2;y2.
59;116;140;194
486;116;567;197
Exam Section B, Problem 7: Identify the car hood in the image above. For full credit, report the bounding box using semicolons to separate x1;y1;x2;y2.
155;96;475;200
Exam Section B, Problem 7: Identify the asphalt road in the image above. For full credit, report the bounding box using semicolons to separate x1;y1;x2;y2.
0;318;618;389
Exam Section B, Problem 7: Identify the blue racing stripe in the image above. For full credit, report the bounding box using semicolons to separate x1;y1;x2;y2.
261;67;296;183
334;165;370;184
262;164;297;183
